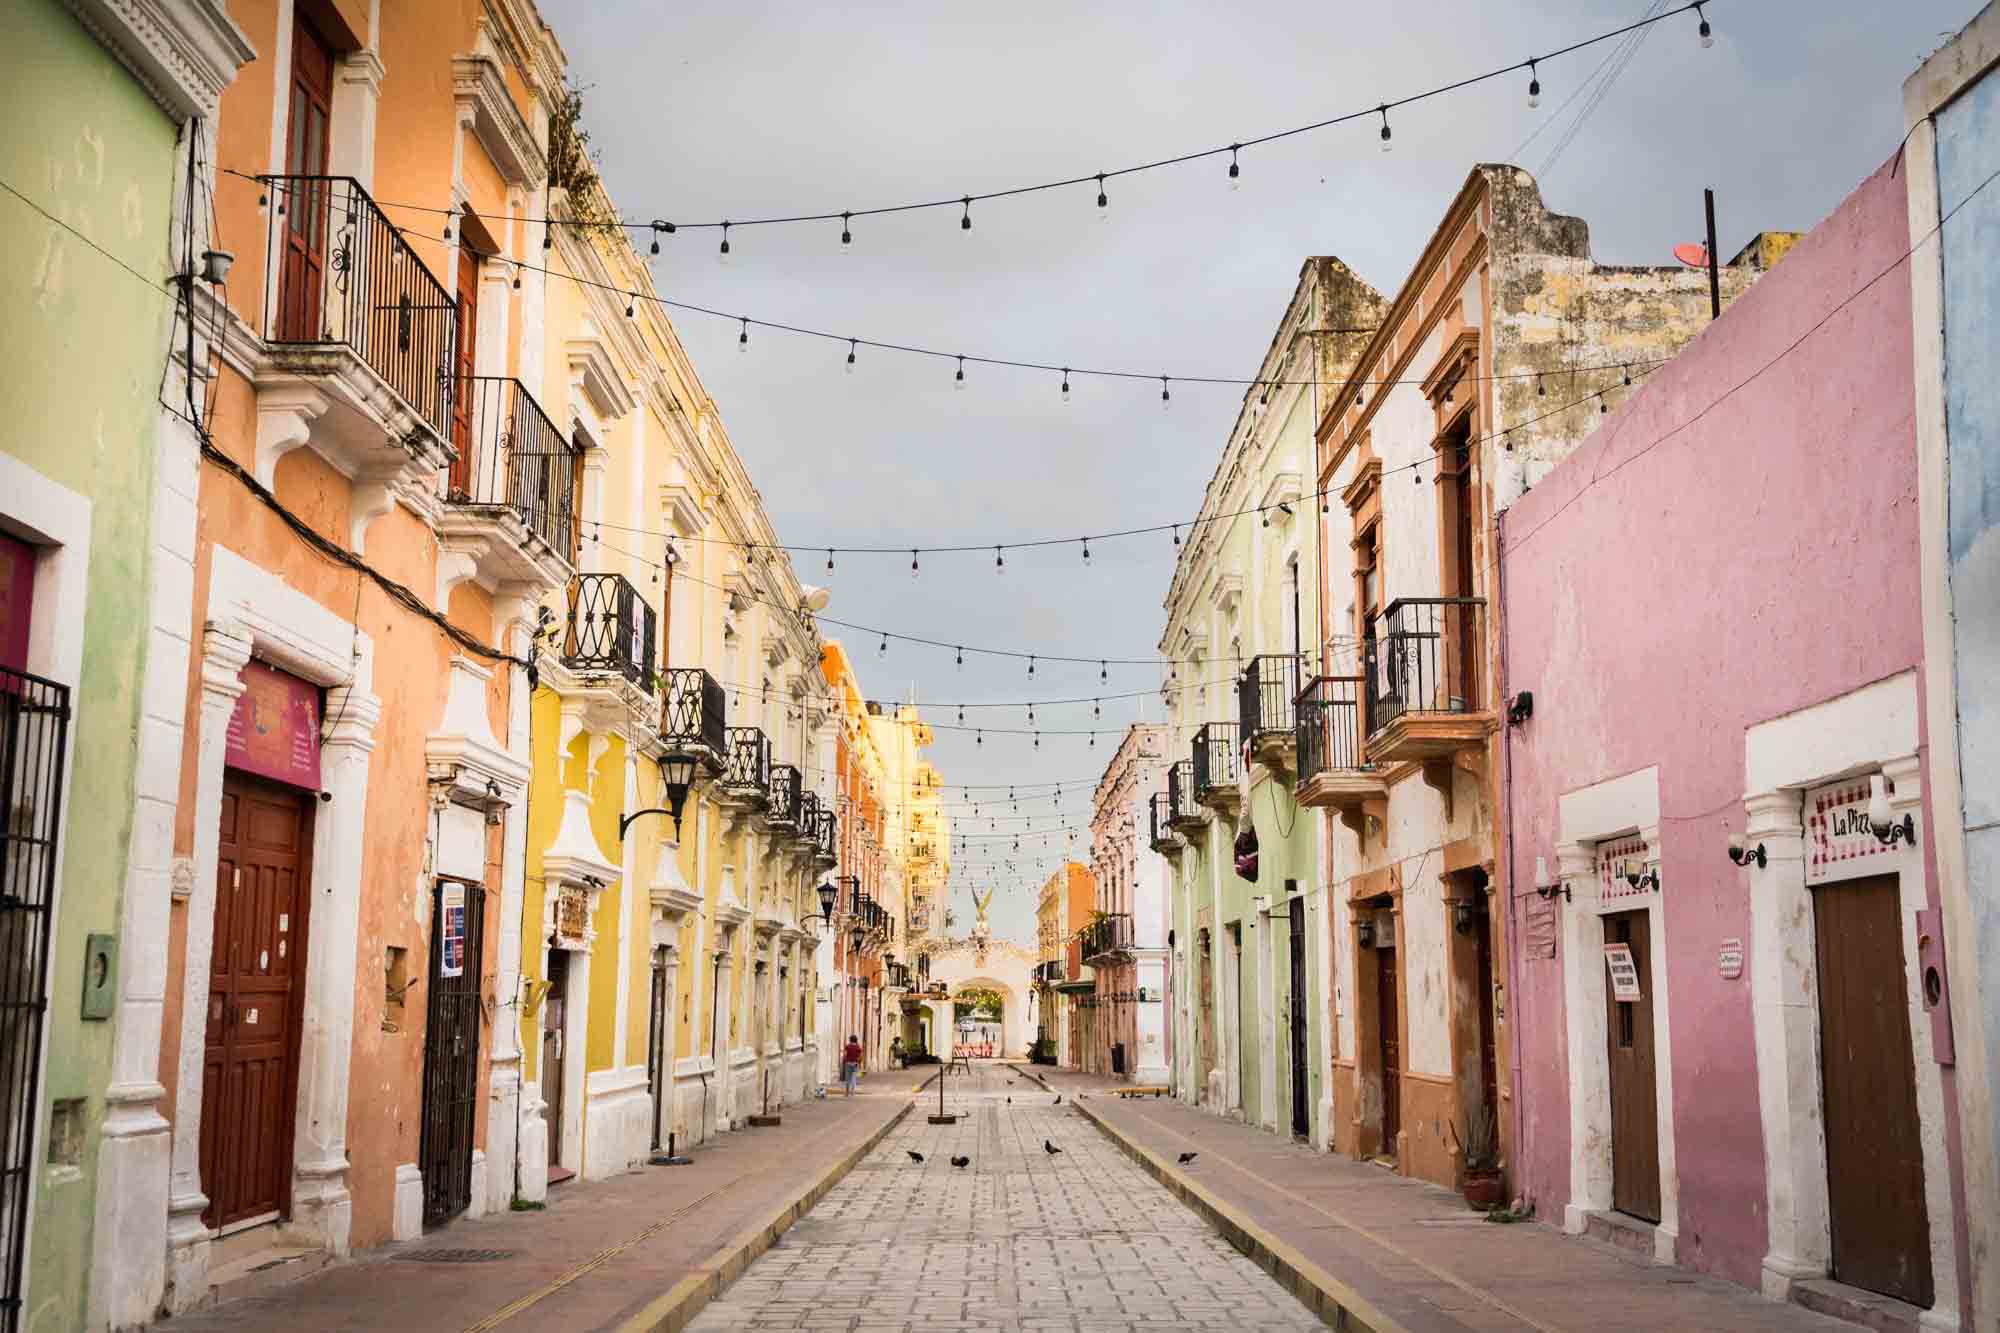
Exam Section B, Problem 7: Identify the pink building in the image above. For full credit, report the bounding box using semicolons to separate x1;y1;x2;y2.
1499;156;1972;1329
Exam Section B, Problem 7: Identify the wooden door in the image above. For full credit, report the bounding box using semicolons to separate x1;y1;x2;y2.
201;773;312;1230
542;950;568;1169
448;245;479;493
418;880;483;1226
276;16;334;341
647;948;669;1154
1232;925;1251;1114
1605;911;1661;1223
1814;874;1933;1307
1377;945;1401;1150
1475;908;1498;1115
1289;897;1310;1139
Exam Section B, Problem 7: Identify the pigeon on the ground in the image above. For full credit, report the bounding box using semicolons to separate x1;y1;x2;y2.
907;1150;925;1163
1177;1152;1199;1165
1053;1094;1062;1105
950;1155;970;1168
1044;1139;1063;1155
1006;1097;1011;1104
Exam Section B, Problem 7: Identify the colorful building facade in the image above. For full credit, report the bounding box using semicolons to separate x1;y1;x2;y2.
1087;724;1170;1083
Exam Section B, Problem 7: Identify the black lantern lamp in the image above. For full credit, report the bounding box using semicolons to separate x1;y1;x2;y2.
1868;775;1918;848
619;749;701;840
1726;834;1767;868
817;880;838;920
1621;857;1660;893
849;924;864;954
839;874;861;915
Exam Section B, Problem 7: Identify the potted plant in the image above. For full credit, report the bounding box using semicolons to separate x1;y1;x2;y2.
1459;1107;1505;1209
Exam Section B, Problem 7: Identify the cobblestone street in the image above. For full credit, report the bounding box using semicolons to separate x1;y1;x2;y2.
687;1065;1319;1332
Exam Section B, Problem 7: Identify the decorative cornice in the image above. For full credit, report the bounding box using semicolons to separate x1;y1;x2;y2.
453;25;547;189
63;0;255;124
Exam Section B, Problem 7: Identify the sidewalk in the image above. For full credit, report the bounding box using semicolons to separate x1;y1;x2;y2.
162;1068;932;1333
1011;1064;1855;1333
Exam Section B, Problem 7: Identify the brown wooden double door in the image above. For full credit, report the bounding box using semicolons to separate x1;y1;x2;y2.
1605;910;1661;1223
202;773;313;1230
1813;874;1932;1308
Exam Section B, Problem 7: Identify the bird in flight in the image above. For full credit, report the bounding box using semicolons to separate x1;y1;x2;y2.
1044;1139;1063;1155
950;1154;970;1168
1177;1152;1198;1165
907;1150;925;1163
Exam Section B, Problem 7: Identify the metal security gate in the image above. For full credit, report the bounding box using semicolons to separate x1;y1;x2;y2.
647;947;669;1153
419;879;484;1227
1288;896;1310;1140
1;669;69;1333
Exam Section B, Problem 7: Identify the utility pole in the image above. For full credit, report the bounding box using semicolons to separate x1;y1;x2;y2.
1705;188;1722;320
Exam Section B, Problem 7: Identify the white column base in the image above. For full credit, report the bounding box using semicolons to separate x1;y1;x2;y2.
390;1164;423;1241
582;1066;651;1179
89;1092;172;1328
465;1150;487;1221
163;1203;213;1316
515;1081;549;1204
1315;1094;1337;1152
1759;1251;1826;1301
485;1061;522;1211
287;1154;351;1256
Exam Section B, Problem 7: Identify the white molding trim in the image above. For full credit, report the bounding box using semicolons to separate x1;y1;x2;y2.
452;22;547;189
1555;765;1678;1262
1743;671;1959;1330
63;0;255;124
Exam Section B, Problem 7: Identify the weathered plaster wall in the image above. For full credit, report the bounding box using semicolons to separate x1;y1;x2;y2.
1500;156;1959;1296
0;5;178;1324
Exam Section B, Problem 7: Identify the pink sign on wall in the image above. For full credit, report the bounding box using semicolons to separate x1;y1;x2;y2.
226;660;322;789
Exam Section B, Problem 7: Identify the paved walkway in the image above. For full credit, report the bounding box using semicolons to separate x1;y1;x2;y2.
686;1062;1320;1332
162;1066;929;1332
1017;1064;1857;1333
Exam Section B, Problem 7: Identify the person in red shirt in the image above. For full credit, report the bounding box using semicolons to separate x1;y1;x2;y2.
841;1035;863;1096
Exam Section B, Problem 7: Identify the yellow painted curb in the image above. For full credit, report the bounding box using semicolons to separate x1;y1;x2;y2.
1072;1098;1409;1333
615;1099;914;1333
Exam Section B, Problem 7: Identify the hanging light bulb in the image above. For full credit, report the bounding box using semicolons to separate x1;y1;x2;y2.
738;318;749;353
1093;699;1101;718
847;339;858;374
910;549;920;579
1228;144;1242;191
1060;369;1072;403
443;209;454;242
542;226;552;251
879;631;888;656
1096;173;1109;218
1527;60;1541;108
1623;364;1632;386
995;545;1005;574
1379;106;1393;152
1695;3;1713;47
956;646;964;668
960;197;973;230
955;355;966;391
1027;704;1035;725
1171;525;1180;548
1600;397;1609;414
958;706;965;724
1081;537;1091;564
625;296;635;319
1538;373;1547;398
512;267;522;291
976;730;983;746
1160;377;1172;408
827;548;835;573
1100;660;1109;684
650;224;662;256
840;211;853;249
719;221;732;262
1027;656;1036;679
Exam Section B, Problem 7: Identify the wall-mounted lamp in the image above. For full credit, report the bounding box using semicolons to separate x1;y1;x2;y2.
1452;898;1485;935
817;880;838;920
1507;691;1534;725
1355;919;1377;949
849;925;864;954
199;249;234;284
1726;833;1766;868
1622;857;1660;892
1532;855;1570;903
1869;774;1917;848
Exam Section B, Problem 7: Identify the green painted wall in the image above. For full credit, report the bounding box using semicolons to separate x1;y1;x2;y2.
0;3;178;1327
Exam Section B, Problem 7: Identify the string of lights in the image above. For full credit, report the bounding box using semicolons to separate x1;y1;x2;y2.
235;2;1717;245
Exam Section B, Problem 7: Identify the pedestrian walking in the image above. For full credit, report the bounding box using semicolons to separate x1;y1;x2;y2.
842;1035;863;1096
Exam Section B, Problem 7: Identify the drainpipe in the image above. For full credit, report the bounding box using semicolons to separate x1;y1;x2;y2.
1495;516;1529;1205
709;947;725;1136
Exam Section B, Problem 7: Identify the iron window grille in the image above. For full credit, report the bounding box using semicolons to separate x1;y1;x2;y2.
1295;674;1369;783
767;764;801;830
721;727;771;801
1192;722;1240;799
1238;653;1303;743
562;573;655;684
444;376;578;562
1365;597;1485;732
660;668;727;771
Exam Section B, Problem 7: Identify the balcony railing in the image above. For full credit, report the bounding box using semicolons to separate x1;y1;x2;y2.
444;376;578;562
265;175;455;435
1167;759;1204;830
1192;723;1240;801
1082;913;1135;962
814;807;838;863
1238;653;1303;744
767;764;802;830
797;791;821;845
1148;792;1178;853
1033;959;1067;986
1366;597;1486;734
661;668;727;770
1296;675;1368;781
562;573;654;683
721;726;771;800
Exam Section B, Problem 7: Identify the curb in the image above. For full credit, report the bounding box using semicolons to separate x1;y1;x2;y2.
1071;1098;1407;1333
615;1098;913;1333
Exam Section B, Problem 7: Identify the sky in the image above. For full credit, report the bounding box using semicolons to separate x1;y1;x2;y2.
545;0;1973;944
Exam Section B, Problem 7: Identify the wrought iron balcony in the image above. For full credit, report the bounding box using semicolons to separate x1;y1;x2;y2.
1239;654;1303;770
440;376;578;579
1033;959;1067;987
1365;597;1492;764
1082;913;1135;964
562;573;655;684
1148;791;1181;854
766;764;802;831
720;727;771;803
1296;674;1389;824
661;668;727;773
813;806;838;866
795;791;822;848
1166;759;1205;832
264;175;455;438
1192;722;1241;811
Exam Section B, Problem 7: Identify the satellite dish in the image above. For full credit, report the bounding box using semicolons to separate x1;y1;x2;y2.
798;584;831;612
1673;243;1709;268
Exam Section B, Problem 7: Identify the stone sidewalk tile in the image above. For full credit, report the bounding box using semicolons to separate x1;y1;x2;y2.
1018;1062;1859;1333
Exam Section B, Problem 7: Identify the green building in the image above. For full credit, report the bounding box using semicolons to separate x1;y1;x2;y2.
0;4;248;1328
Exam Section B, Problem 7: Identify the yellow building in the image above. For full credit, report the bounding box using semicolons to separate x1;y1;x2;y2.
517;104;829;1196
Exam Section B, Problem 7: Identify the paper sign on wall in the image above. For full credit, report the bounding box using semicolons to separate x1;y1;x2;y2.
1604;943;1642;1002
1717;938;1744;980
440;883;467;978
